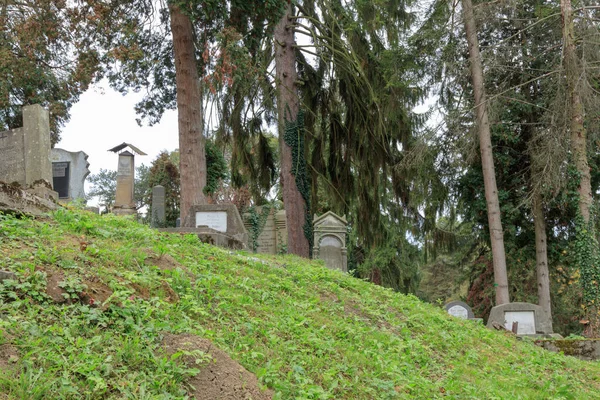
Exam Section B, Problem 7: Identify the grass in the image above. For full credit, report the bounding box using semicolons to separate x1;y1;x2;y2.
1;207;600;399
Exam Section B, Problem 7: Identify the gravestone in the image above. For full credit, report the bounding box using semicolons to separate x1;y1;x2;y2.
151;185;166;227
160;204;249;250
0;105;53;189
487;302;552;336
50;148;90;201
108;143;146;216
313;211;348;272
243;207;278;254
444;301;475;320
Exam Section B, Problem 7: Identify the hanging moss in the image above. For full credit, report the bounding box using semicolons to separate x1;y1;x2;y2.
283;109;313;255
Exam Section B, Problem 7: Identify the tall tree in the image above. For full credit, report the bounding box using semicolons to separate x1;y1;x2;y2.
461;0;509;305
275;1;311;257
169;4;206;226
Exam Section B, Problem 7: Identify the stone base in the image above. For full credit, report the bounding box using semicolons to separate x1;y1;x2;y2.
535;338;600;361
159;227;248;250
0;182;58;216
113;207;136;216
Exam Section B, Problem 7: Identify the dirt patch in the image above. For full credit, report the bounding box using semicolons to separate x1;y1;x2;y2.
145;252;193;277
319;291;339;303
160;280;179;303
162;333;273;400
45;269;67;303
81;278;113;308
0;335;18;371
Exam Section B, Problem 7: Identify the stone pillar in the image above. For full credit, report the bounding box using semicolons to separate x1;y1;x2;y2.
275;209;288;252
151;185;166;227
113;150;136;215
23;104;52;187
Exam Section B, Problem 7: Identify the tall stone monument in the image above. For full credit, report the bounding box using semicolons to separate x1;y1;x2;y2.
108;143;146;216
50;148;90;202
151;185;166;227
313;211;348;272
0;104;53;188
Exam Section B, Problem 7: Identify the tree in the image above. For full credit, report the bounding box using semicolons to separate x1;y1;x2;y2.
169;4;207;227
461;0;509;305
0;0;100;144
275;2;311;257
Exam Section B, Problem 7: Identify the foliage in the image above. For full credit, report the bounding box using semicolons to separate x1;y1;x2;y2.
0;0;101;144
245;203;274;252
204;140;228;196
1;209;600;398
146;151;180;227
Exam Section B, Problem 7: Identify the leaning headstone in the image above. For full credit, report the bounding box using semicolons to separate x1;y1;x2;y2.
151;185;166;228
50;148;90;201
313;211;348;272
0;104;53;189
444;301;475;320
108;143;146;216
487;302;552;336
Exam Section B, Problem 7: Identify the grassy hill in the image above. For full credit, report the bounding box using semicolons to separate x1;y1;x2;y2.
1;207;600;399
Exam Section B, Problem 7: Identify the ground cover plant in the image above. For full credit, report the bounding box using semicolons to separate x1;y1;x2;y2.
1;208;600;399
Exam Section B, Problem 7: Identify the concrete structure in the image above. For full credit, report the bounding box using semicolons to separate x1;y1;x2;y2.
50;148;90;202
313;211;348;272
487;302;553;336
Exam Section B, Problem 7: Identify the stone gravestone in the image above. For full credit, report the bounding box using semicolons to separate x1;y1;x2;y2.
50;148;90;202
0;104;53;189
487;302;552;336
313;211;348;272
108;143;146;216
444;301;475;320
243;207;277;254
160;204;249;250
151;185;166;227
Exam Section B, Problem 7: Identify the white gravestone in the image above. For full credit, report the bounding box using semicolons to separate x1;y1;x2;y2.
196;211;228;232
448;305;469;319
504;311;536;335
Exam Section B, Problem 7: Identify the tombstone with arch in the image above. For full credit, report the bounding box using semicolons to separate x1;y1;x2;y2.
313;211;348;272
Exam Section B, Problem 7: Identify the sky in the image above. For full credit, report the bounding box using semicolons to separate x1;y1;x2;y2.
58;82;179;178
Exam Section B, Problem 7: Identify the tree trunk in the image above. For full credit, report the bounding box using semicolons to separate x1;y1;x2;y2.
462;0;510;305
274;2;310;258
561;0;591;223
533;191;552;330
169;4;206;227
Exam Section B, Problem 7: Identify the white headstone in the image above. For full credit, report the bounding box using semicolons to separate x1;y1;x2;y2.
196;211;228;232
504;311;536;335
448;305;469;319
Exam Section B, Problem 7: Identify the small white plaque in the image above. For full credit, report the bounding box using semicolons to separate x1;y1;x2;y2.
448;305;469;319
504;311;536;334
196;211;227;232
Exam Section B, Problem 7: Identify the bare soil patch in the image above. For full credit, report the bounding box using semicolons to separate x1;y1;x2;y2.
162;333;273;400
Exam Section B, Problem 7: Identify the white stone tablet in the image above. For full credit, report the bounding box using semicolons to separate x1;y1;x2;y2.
196;211;227;232
504;311;536;334
448;305;469;319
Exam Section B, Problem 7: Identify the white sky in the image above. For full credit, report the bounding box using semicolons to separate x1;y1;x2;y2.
58;82;179;176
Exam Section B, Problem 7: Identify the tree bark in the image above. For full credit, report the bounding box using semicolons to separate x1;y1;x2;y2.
274;2;310;257
462;0;510;305
533;192;552;330
169;4;206;227
561;0;591;223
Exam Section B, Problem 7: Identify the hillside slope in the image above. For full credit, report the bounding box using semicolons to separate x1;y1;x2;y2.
1;208;599;399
